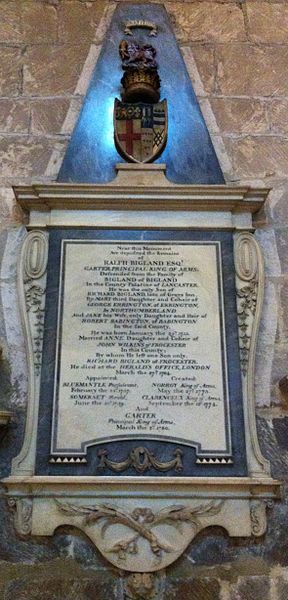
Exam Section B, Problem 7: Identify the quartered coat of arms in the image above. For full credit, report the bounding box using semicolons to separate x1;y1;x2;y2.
114;38;167;163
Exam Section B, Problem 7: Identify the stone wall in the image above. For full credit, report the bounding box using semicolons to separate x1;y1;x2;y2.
0;1;288;599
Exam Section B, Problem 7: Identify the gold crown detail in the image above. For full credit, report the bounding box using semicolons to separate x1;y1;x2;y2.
121;69;160;103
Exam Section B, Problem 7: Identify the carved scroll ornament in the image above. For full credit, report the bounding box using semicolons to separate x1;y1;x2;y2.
8;497;32;537
124;20;158;37
235;233;259;377
234;232;270;477
11;230;48;477
250;500;266;536
56;499;224;564
22;231;48;377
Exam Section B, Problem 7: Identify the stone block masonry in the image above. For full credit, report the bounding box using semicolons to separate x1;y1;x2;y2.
0;1;288;599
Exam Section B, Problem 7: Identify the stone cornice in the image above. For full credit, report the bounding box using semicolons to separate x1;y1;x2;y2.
14;183;268;214
13;165;268;215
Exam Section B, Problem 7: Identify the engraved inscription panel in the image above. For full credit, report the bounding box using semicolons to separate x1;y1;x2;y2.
51;241;231;457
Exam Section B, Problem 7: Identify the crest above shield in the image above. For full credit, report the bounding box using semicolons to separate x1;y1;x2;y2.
114;37;168;164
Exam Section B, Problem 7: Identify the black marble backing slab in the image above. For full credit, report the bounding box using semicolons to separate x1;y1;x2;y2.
36;229;247;477
57;3;224;185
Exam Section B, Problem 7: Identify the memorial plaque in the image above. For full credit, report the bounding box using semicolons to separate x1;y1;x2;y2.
52;240;230;456
36;229;246;477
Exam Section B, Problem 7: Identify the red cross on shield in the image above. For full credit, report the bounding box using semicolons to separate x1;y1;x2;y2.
114;99;167;163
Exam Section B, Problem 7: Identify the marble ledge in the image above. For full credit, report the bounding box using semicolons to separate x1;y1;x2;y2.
3;475;282;500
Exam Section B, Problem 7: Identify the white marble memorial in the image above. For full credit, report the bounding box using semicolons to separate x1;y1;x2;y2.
3;166;281;575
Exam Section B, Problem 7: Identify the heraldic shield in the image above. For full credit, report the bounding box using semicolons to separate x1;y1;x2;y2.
114;99;167;163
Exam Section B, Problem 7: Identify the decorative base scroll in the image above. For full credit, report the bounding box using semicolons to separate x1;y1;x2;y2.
250;499;269;537
3;476;281;572
8;497;32;538
97;447;183;473
55;498;224;562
